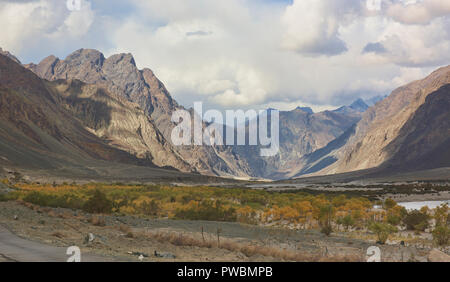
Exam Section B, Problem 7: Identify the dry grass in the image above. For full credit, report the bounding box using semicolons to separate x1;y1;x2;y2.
51;231;65;238
89;215;106;226
118;225;131;233
146;231;361;262
150;232;214;248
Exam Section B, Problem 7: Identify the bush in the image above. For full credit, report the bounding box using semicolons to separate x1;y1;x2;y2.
383;198;397;210
174;200;236;222
403;210;429;231
23;192;82;209
82;189;112;214
140;200;159;216
369;222;397;244
320;225;333;236
432;225;450;246
386;214;401;226
319;205;334;236
337;215;354;231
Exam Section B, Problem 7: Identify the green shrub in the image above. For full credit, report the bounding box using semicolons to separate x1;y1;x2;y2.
82;189;112;214
403;210;429;231
140;200;159;216
23;192;82;209
337;215;354;231
386;214;402;226
432;225;450;246
319;205;334;236
369;222;397;244
383;198;397;209
175;200;236;222
320;225;333;236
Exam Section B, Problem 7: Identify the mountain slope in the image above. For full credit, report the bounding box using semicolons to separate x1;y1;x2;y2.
381;84;450;171
262;108;361;179
25;49;361;179
295;65;450;177
0;53;151;170
25;49;235;175
0;53;212;182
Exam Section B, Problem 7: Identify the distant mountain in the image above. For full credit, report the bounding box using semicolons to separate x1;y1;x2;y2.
333;98;369;115
292;65;450;178
260;107;360;178
295;106;314;114
349;98;369;112
365;95;385;106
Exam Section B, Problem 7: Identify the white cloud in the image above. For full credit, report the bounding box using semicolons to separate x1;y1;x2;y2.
0;0;449;112
0;0;94;56
387;0;450;25
361;18;450;67
281;0;348;56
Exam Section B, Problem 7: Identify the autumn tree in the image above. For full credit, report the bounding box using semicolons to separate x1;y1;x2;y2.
319;204;334;236
369;222;397;244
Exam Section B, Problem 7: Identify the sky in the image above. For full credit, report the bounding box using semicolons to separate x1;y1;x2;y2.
1;0;449;112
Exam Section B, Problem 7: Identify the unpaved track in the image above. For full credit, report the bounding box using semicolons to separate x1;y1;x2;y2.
0;225;116;262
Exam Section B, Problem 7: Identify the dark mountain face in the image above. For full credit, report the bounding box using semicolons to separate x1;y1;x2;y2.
381;84;450;171
292;65;450;178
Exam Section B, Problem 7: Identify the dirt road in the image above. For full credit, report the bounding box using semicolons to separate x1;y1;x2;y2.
0;225;116;262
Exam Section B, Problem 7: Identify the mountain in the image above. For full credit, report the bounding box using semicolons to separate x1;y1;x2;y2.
295;106;314;114
260;107;361;179
0;48;20;64
0;53;197;181
333;98;369;115
23;48;362;179
8;47;446;181
365;95;385;106
293;65;450;178
25;49;244;176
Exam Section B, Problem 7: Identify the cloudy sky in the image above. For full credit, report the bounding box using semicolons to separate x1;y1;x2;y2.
1;0;450;112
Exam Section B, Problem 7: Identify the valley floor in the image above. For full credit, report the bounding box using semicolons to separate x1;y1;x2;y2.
0;201;445;262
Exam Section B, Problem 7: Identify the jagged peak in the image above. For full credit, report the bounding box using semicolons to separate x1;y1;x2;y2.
64;48;105;66
349;98;369;112
295;106;314;114
106;53;136;67
0;47;21;64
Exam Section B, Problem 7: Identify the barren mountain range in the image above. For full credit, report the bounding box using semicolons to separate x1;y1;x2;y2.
291;65;450;179
0;48;449;181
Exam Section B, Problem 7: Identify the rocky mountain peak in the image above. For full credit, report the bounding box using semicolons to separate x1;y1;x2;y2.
294;106;314;114
65;48;105;67
25;48;177;118
0;47;21;64
106;53;136;67
349;98;369;112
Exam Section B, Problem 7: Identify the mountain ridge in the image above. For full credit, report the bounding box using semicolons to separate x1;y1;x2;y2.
2;47;448;181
